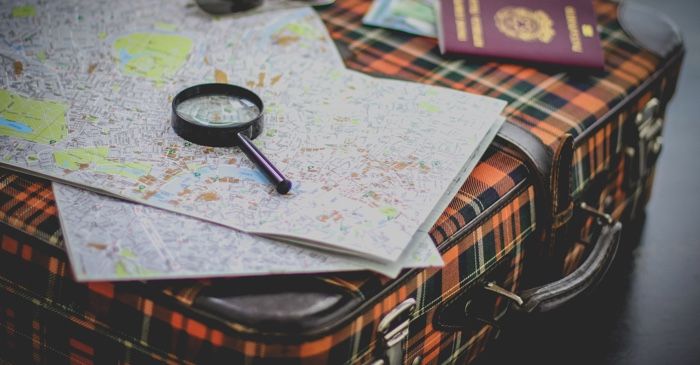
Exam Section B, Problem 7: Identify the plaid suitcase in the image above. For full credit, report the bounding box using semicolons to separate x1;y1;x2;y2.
0;0;684;364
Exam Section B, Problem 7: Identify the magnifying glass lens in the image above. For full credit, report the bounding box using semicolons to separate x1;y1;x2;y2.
176;94;260;128
172;83;291;194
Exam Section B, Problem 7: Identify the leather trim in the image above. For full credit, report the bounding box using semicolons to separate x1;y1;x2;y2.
548;134;574;258
552;202;574;229
497;123;553;197
194;276;365;335
496;123;553;238
550;135;573;218
516;221;622;313
618;1;683;59
496;124;575;242
436;179;532;253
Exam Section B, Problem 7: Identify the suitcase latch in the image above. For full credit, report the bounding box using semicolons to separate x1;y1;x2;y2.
626;97;664;187
372;298;416;365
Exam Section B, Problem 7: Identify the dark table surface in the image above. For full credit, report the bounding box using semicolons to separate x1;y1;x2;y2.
480;0;700;364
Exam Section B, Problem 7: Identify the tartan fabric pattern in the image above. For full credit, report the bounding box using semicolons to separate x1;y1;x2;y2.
561;98;664;276
0;185;535;364
429;148;528;245
0;173;62;247
562;151;629;276
319;0;665;196
0;0;682;363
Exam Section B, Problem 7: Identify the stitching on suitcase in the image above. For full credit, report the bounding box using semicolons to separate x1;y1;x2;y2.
0;322;80;364
571;125;618;196
334;228;534;365
0;276;193;365
0;320;180;365
404;322;491;363
419;207;533;317
431;225;533;318
369;186;534;323
334;191;536;365
0;186;535;363
0;204;61;247
315;277;366;300
436;182;532;254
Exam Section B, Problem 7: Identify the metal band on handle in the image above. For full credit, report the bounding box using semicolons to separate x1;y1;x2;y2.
374;298;416;365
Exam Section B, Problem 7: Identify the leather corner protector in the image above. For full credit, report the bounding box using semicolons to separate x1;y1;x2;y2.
618;1;683;59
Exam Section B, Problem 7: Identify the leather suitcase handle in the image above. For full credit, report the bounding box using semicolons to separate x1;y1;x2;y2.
515;220;622;313
433;208;623;331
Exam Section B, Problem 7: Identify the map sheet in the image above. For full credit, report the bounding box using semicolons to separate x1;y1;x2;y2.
54;183;443;281
0;0;506;262
42;1;444;281
364;0;437;37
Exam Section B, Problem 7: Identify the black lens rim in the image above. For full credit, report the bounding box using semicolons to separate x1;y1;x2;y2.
172;83;264;147
195;0;264;14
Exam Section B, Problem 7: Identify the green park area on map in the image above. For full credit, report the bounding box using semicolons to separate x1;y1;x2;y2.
11;5;36;18
53;147;152;180
0;89;67;145
0;3;506;279
113;32;193;82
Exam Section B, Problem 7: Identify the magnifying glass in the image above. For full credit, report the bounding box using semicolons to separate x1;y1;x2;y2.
195;0;336;14
171;83;292;194
195;0;263;13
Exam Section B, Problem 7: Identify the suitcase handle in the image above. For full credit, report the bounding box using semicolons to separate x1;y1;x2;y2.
434;204;622;331
513;217;622;313
481;203;622;314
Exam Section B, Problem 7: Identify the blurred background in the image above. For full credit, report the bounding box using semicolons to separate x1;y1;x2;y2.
481;0;700;364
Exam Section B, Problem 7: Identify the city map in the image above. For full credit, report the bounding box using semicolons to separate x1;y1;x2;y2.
54;183;444;280
0;0;506;266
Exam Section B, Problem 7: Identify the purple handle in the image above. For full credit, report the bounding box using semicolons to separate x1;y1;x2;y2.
235;132;292;194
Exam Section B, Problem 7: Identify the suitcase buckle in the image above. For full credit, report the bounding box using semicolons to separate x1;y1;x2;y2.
373;298;416;365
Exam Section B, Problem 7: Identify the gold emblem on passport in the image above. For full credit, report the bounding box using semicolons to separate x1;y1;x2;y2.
494;7;555;43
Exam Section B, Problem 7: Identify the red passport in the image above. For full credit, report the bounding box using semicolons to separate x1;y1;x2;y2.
436;0;605;70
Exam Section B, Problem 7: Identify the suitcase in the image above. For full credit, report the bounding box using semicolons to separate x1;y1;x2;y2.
0;0;684;364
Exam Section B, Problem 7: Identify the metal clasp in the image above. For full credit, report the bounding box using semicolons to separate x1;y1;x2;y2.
373;298;416;365
629;97;664;180
483;282;523;306
579;202;614;225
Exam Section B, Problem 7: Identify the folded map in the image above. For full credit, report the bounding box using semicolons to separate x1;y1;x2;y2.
0;1;506;264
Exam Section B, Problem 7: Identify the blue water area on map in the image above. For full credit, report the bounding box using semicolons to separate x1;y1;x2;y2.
0;117;33;133
218;165;268;184
151;191;174;202
119;48;135;65
148;165;268;205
